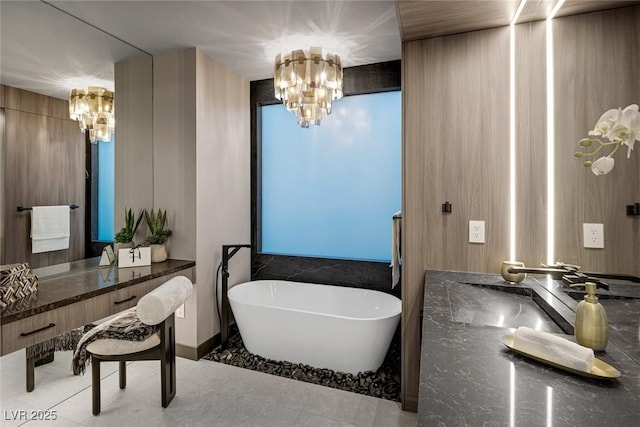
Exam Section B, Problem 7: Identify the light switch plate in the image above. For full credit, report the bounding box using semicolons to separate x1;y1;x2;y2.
583;223;604;249
176;304;185;318
469;220;485;244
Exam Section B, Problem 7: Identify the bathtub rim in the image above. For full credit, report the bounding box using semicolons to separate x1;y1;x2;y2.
228;280;402;322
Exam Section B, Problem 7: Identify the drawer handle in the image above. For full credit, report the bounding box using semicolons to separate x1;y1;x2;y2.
114;295;137;305
20;323;55;337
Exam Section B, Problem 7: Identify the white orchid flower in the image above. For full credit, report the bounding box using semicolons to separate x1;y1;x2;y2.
615;104;640;157
589;107;621;137
578;104;638;176
622;103;639;114
591;156;615;175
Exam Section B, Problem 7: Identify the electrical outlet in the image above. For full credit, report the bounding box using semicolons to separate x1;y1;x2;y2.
469;220;485;244
583;223;604;249
176;304;185;318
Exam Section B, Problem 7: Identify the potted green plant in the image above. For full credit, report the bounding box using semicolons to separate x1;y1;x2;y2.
144;209;172;263
113;208;144;259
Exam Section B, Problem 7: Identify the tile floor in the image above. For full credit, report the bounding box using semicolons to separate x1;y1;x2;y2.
0;349;416;427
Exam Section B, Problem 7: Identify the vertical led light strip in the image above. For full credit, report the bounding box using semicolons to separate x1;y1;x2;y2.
546;0;565;265
509;0;527;261
546;386;554;427
509;362;516;427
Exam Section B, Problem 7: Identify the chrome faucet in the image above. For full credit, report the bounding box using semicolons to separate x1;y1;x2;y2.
507;262;640;290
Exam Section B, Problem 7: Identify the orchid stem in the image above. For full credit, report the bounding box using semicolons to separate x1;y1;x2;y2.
580;140;620;157
608;141;622;157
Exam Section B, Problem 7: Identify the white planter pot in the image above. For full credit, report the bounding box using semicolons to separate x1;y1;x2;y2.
150;244;168;263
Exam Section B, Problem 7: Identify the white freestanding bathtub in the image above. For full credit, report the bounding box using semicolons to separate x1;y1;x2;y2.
228;280;401;375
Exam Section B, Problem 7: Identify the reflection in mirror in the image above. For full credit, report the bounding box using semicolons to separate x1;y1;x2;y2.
553;5;639;276
0;1;152;267
512;1;639;277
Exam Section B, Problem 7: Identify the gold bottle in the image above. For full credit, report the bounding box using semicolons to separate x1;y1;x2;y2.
574;282;608;351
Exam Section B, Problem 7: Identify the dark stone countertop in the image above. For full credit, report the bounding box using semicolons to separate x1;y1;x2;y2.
419;270;640;427
1;258;195;324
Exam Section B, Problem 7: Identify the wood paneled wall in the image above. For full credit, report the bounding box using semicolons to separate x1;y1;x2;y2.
1;85;85;267
402;27;510;410
553;7;640;275
401;5;639;412
516;21;547;268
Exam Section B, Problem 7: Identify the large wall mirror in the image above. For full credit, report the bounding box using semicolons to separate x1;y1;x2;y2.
552;6;639;276
0;0;152;267
516;3;639;276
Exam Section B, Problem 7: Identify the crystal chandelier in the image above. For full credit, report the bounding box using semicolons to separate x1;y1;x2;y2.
274;47;343;128
68;87;115;143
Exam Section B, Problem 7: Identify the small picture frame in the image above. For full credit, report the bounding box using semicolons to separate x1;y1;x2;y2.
118;247;151;268
99;245;116;267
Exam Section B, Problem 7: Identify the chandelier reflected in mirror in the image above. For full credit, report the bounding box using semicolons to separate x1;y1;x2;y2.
68;87;115;143
274;47;343;128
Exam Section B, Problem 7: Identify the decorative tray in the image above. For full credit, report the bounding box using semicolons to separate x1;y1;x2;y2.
500;335;621;379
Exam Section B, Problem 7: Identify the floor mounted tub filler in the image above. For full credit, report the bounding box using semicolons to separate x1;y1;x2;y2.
228;280;401;375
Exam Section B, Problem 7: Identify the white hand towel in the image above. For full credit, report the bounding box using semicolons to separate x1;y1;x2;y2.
31;206;70;253
513;326;594;372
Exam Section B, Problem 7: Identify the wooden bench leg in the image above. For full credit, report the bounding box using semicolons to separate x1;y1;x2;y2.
119;361;126;389
92;358;101;416
26;350;55;392
161;315;176;408
26;357;35;392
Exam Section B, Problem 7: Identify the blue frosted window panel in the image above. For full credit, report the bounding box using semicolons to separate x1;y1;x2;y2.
261;91;401;262
97;135;115;241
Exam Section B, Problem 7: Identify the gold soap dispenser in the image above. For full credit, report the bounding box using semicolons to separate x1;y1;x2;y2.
575;282;608;351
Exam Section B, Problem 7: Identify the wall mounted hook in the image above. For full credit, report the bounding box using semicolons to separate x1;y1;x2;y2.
627;203;640;216
442;201;452;214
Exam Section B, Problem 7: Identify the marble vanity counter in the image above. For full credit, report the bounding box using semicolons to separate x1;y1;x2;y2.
418;270;640;426
0;258;195;324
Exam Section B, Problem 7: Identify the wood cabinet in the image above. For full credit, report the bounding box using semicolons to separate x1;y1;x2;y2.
1;265;194;356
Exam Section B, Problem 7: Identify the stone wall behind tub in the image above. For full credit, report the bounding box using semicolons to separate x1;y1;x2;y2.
250;61;402;299
253;253;399;297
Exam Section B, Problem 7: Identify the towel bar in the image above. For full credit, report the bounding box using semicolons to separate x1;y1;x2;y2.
17;204;79;212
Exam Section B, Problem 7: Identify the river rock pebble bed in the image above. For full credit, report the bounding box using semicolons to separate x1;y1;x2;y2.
203;330;401;402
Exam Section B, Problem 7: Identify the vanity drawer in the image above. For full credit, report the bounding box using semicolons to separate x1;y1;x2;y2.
84;268;195;321
86;281;154;320
110;269;195;311
1;300;87;355
109;287;144;311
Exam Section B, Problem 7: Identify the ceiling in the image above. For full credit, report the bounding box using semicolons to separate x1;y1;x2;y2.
395;0;639;41
1;0;400;100
1;0;638;100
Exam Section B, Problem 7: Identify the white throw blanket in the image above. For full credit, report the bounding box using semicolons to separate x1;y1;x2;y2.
513;326;594;372
72;308;159;375
31;206;70;253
